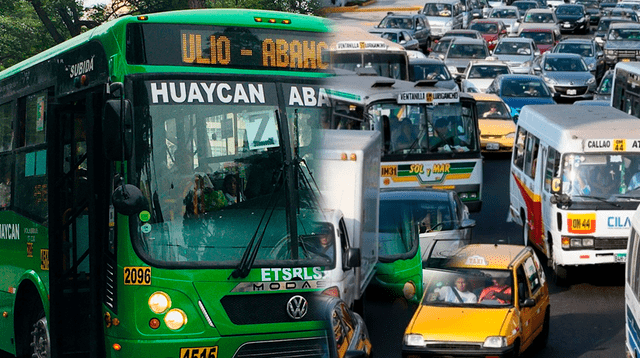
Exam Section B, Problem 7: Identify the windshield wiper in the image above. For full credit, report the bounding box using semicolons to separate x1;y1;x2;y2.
229;171;284;279
570;194;622;208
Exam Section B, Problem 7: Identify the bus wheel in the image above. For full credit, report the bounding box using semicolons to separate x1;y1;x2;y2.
30;312;50;358
553;262;569;286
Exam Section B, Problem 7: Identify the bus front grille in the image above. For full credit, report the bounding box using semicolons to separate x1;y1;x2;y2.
595;237;627;250
233;337;329;358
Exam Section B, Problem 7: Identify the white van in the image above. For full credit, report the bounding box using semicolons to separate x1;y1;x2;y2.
509;105;640;282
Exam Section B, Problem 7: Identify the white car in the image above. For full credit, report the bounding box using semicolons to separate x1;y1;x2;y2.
460;59;512;92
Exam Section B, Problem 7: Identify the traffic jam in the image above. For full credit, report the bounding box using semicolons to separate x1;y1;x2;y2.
319;0;640;356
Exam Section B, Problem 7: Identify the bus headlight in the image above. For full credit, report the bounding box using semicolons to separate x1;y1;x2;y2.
582;238;594;248
403;281;416;300
164;309;187;330
148;291;171;314
404;334;426;347
484;336;507;348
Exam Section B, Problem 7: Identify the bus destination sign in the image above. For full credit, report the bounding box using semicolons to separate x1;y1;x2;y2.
137;24;330;72
397;91;459;104
583;139;640;152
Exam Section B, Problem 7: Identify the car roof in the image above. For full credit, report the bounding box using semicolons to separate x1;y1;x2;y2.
498;37;534;43
424;0;461;4
497;73;543;81
610;22;640;29
470;19;504;23
376;28;412;33
557;38;593;44
409;57;447;64
447;244;528;270
520;27;554;32
383;13;420;19
448;38;487;45
469;59;509;66
543;52;583;58
468;93;505;102
526;8;554;12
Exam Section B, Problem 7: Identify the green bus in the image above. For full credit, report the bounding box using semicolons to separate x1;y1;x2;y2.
0;9;338;358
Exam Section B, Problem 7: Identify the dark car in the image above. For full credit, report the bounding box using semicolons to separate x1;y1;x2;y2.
372;29;421;51
518;28;558;53
469;19;508;50
604;22;640;69
576;0;601;25
530;53;597;100
594;16;633;47
372;13;433;51
408;57;459;90
600;0;618;11
485;74;557;120
512;0;540;18
550;38;605;82
555;4;590;34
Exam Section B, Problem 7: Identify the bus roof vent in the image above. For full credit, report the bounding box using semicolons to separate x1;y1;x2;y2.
371;79;396;87
414;79;438;87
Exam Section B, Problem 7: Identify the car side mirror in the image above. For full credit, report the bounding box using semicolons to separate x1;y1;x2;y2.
439;54;445;60
417;26;423;30
521;298;536;308
344;248;361;269
461;218;476;229
501;29;507;34
535;51;541;56
532;65;542;73
597;51;603;57
418;9;423;14
552;92;562;101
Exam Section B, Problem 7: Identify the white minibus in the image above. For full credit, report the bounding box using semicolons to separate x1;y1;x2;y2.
509;104;640;282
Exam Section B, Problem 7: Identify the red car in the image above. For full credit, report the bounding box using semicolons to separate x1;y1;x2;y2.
518;28;558;54
469;19;507;51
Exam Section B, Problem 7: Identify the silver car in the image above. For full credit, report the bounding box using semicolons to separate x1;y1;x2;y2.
530;53;597;100
442;38;490;75
492;37;539;74
488;6;522;34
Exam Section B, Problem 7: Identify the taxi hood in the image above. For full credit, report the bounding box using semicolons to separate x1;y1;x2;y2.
408;305;513;342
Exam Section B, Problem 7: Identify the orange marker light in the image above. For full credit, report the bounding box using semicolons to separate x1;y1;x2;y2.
282;19;291;24
254;17;263;22
137;16;148;21
350;153;357;161
341;153;348;161
149;318;160;329
268;19;276;23
113;344;121;351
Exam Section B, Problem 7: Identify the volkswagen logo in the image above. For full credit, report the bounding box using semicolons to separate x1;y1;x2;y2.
286;295;308;319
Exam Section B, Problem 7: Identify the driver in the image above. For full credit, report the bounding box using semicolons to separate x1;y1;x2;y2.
436;275;477;303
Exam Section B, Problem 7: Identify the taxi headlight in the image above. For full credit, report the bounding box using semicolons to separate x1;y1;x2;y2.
506;132;516;139
164;308;187;330
403;281;417;300
148;291;171;314
404;334;426;347
483;336;507;348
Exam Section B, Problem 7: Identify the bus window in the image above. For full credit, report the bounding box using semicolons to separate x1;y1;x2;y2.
628;227;637;291
0;102;14;152
524;133;539;179
543;147;560;192
513;127;527;170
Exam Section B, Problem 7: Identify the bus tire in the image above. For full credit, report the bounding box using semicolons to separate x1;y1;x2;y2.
30;311;50;358
553;262;569;286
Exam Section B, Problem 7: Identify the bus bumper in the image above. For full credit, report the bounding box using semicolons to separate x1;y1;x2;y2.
104;330;329;358
554;248;627;266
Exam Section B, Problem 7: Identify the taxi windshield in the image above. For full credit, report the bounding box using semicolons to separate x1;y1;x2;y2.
423;268;514;307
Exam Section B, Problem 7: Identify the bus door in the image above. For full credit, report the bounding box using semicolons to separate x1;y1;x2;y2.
540;145;559;257
49;90;107;358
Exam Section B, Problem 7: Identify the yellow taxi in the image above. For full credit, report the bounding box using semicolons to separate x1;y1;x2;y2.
402;244;550;358
471;93;516;152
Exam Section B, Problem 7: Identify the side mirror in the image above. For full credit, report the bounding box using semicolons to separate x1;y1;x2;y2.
417;26;424;30
461;218;476;229
521;297;536;308
344;248;361;269
439;54;445;60
401;40;407;44
552;92;562;101
103;89;133;161
534;51;541;56
597;51;604;57
112;184;148;215
455;74;463;83
532;65;542;73
418;9;423;14
501;29;507;34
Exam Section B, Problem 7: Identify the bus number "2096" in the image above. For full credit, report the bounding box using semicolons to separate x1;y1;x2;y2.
123;267;151;285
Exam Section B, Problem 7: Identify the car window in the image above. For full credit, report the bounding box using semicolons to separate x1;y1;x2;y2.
468;65;510;78
477;101;511;119
556;6;583;15
424;3;454;17
494;41;532;55
543;57;587;71
555;43;593;57
524;12;554;23
523;256;542;294
447;43;489;58
519;31;553;44
470;22;499;33
516;265;529;301
412;64;452;81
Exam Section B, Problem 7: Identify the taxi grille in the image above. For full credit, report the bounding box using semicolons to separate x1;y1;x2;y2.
426;342;483;350
233;337;329;358
595;237;627;250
